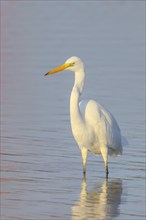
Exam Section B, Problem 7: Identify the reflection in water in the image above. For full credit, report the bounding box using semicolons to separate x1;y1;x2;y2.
72;178;123;220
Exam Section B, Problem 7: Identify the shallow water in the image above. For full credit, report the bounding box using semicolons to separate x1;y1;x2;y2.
1;1;145;220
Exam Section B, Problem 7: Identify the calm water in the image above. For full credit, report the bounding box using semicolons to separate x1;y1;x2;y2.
1;1;145;220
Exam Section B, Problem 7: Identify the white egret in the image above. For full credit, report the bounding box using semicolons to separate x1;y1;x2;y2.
45;56;124;177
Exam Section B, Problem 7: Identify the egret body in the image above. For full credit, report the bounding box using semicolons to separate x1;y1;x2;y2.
45;56;123;177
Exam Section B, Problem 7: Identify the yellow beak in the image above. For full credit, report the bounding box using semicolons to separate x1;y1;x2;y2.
44;63;69;76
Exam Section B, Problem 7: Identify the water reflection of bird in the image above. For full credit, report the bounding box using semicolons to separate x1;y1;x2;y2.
72;178;123;220
45;56;125;177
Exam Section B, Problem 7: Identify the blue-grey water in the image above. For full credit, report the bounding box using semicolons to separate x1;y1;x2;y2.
1;1;145;220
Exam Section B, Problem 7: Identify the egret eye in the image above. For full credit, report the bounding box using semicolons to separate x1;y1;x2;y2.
69;62;75;67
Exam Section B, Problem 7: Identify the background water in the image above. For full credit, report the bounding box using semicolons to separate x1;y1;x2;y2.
1;1;145;220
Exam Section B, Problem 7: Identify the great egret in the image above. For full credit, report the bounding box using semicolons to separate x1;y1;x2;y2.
45;56;124;177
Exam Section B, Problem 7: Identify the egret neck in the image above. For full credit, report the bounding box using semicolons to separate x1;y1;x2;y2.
70;69;85;127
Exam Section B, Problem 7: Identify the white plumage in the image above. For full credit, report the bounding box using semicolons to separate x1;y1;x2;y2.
45;56;125;177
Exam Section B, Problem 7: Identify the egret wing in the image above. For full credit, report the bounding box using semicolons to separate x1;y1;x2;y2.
79;99;123;155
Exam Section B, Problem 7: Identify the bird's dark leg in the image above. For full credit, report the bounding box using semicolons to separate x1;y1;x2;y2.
83;169;86;177
106;165;109;179
100;145;109;178
82;172;86;182
81;148;88;177
83;159;87;176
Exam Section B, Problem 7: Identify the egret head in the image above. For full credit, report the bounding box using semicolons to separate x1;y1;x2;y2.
65;56;84;72
45;56;84;76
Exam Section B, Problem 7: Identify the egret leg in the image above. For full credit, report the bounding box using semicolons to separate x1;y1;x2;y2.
106;165;109;179
81;148;88;175
100;146;109;178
